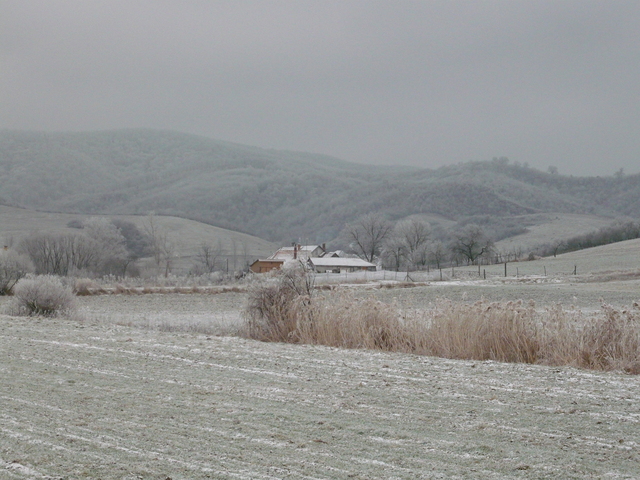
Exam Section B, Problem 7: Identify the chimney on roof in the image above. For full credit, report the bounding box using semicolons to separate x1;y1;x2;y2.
322;243;326;253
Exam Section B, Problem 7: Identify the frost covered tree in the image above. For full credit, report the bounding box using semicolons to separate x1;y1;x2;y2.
450;224;494;265
343;213;391;263
0;249;33;295
381;234;405;271
196;240;224;273
143;214;176;277
393;219;431;269
83;217;128;275
429;241;448;269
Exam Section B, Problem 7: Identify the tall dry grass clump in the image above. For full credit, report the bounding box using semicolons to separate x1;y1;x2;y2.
293;293;413;351
242;268;640;373
422;300;541;363
579;304;640;373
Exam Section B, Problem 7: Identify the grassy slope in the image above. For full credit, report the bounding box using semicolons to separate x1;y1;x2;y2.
0;205;277;272
457;237;640;278
494;213;615;252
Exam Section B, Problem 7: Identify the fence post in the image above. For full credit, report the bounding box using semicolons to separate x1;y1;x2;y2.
504;262;507;277
440;268;442;281
574;265;577;275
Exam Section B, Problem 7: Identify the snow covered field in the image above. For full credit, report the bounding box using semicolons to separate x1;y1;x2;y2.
1;279;640;479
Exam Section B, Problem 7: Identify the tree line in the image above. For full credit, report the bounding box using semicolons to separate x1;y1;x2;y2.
342;214;640;271
341;213;495;271
537;220;640;258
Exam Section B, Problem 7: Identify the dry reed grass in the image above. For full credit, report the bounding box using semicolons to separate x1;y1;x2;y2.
243;270;640;373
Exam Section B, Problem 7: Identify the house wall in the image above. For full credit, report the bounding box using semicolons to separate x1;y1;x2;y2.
313;265;376;274
250;260;284;273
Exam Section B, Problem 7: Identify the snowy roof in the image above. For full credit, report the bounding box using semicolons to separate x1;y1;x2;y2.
309;257;375;268
268;245;323;260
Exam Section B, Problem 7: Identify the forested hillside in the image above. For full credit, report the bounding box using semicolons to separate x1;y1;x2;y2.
1;129;639;244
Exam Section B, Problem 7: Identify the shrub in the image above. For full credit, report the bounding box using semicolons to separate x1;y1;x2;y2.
0;249;33;295
10;275;76;317
74;277;103;296
243;263;314;342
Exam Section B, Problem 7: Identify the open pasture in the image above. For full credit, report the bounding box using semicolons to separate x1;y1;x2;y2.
453;237;640;280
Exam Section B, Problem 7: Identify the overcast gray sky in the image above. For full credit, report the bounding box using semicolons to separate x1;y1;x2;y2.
1;0;639;175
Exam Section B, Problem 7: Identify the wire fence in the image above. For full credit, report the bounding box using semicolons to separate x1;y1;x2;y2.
310;262;602;285
312;269;445;285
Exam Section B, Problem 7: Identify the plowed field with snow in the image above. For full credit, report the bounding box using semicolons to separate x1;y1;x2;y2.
2;287;640;479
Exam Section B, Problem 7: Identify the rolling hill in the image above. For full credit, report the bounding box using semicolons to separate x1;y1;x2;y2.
1;129;639;246
0;205;276;274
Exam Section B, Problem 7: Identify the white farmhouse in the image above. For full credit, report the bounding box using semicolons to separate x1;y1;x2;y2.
308;257;376;274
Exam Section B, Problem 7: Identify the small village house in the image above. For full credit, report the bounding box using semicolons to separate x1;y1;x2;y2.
249;244;325;273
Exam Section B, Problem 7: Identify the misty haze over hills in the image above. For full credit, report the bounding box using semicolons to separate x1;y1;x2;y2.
0;129;639;245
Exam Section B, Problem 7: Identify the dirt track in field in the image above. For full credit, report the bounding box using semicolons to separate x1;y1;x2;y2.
2;300;640;479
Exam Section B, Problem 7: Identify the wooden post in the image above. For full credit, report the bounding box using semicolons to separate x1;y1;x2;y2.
574;265;577;275
483;269;486;279
440;268;442;281
544;266;546;276
504;262;507;277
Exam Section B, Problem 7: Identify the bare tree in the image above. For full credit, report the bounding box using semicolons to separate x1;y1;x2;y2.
19;233;74;275
450;224;494;265
429;241;448;269
196;240;224;273
143;213;163;269
0;249;33;295
344;213;391;263
551;239;566;258
393;219;431;269
381;234;405;271
143;213;175;277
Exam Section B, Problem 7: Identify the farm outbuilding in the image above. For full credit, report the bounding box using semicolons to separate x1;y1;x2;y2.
249;259;285;273
308;257;376;273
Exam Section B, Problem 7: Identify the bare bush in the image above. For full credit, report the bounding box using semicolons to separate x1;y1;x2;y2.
0;249;33;295
9;275;76;317
243;263;314;342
